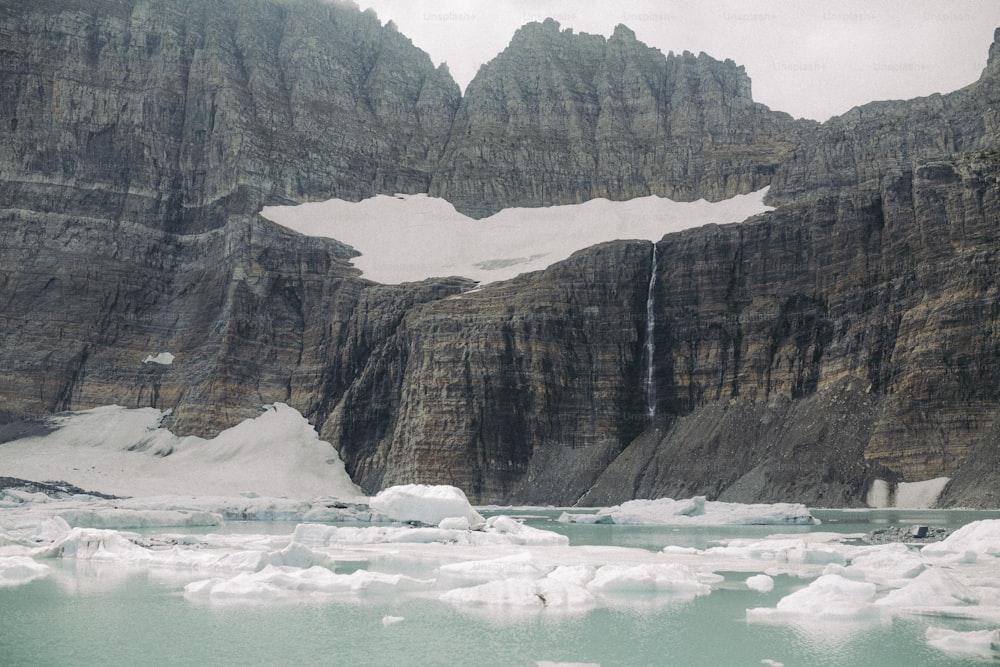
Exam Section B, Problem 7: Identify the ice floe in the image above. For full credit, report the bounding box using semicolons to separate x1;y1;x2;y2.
558;496;817;526
370;484;485;527
925;626;1000;661
0;556;50;587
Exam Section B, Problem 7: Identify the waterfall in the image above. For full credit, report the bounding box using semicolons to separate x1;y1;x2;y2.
644;244;658;420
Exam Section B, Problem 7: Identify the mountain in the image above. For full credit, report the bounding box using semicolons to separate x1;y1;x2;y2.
1;0;998;507
429;20;812;218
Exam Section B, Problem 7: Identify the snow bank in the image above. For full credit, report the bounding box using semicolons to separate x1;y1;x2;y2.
559;496;817;526
261;189;772;285
866;477;950;509
0;403;363;499
369;484;484;526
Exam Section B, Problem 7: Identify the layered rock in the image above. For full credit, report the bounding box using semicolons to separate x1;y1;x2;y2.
1;0;999;507
323;241;652;502
431;20;812;217
0;0;460;233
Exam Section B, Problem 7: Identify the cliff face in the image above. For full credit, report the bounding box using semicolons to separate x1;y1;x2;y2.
431;20;811;218
0;0;460;233
1;1;999;507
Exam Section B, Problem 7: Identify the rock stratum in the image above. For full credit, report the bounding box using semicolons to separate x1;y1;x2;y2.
0;0;998;506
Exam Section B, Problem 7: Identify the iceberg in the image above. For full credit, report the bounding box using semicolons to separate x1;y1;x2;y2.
369;484;485;527
0;556;50;587
558;496;817;526
925;626;1000;661
747;574;880;623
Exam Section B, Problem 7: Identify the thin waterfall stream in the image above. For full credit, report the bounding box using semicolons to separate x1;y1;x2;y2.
644;244;658;420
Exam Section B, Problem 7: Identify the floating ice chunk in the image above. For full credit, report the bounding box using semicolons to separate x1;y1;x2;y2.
875;567;978;611
55;508;224;530
438;552;550;584
369;485;485;527
587;563;711;597
35;527;148;562
747;574;879;623
842;543;925;587
761;661;784;667
184;565;432;603
441;571;595;613
0;556;50;587
747;574;775;592
290;516;568;547
438;516;470;530
560;497;816;526
480;515;569;546
142;352;175;365
922;519;1000;558
264;542;335;570
707;537;847;566
381;615;405;626
925;626;1000;661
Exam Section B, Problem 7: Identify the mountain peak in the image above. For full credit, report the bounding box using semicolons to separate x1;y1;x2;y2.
611;24;636;41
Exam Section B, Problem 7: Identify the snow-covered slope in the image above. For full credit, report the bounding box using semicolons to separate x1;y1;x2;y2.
261;189;772;284
0;404;362;500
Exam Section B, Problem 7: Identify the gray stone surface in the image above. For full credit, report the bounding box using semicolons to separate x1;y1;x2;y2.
0;2;999;506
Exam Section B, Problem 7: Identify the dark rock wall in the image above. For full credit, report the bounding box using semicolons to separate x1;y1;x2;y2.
0;0;460;233
1;2;999;506
431;20;811;218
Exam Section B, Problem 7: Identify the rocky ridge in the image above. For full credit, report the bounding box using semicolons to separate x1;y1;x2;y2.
1;1;998;507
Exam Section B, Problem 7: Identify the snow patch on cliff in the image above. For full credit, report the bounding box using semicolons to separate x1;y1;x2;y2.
260;189;772;285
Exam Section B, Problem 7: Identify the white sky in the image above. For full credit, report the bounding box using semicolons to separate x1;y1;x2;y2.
357;0;1000;121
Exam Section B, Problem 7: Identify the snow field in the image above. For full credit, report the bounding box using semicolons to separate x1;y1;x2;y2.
0;403;363;500
260;189;773;285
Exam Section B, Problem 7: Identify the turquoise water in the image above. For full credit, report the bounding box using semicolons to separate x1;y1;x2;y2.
2;510;998;666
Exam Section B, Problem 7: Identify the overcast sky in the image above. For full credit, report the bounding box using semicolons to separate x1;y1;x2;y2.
357;0;1000;121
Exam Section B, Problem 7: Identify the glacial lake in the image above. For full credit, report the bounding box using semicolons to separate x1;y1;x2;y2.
2;509;999;666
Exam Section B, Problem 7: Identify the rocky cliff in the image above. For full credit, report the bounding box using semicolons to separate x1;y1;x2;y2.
1;0;998;507
430;20;812;218
0;0;460;233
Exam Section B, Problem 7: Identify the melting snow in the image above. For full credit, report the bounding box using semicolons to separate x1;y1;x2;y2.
260;189;772;285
